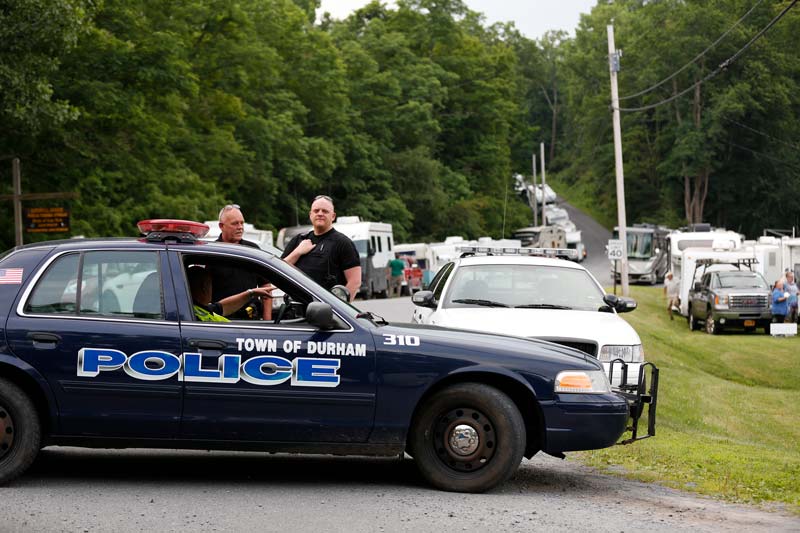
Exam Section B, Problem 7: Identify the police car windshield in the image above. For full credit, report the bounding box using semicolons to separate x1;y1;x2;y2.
444;264;606;312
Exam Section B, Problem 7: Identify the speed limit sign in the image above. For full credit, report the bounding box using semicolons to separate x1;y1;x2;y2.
607;239;624;260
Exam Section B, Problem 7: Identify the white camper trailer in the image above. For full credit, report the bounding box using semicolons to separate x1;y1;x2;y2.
668;229;743;283
333;216;394;299
742;236;783;285
201;221;276;252
781;237;800;280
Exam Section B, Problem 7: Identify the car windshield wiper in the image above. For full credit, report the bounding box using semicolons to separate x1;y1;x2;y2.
451;298;509;308
355;311;389;325
515;303;573;309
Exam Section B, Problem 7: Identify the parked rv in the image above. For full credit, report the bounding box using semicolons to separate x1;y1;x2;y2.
201;221;277;253
333;216;394;299
612;224;670;284
667;228;743;285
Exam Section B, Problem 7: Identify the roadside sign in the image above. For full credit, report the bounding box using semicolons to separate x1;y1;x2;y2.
24;206;70;233
607;239;624;260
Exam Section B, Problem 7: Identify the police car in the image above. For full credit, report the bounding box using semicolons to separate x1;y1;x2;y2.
0;221;656;493
411;247;655;390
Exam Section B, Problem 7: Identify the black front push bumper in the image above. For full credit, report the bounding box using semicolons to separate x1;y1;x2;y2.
609;360;659;444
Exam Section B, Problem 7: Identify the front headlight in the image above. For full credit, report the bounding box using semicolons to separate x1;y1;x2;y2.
555;370;611;394
714;294;729;309
598;344;644;363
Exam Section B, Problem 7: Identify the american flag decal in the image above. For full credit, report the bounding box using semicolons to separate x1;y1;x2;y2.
0;268;23;284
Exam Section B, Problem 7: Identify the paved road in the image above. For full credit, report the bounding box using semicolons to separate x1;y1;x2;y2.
2;296;798;531
4;447;798;532
559;200;614;287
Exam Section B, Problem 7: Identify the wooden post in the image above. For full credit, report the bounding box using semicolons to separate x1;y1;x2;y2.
13;158;23;246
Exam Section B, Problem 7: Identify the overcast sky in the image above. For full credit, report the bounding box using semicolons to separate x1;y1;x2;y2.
317;0;598;40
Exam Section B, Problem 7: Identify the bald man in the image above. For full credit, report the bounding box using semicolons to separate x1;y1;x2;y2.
281;195;361;300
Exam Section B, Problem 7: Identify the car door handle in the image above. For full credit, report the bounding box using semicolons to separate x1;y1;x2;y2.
27;332;61;349
187;339;227;350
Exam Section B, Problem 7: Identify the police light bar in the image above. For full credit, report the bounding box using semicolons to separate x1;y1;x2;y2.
458;246;578;260
137;219;209;242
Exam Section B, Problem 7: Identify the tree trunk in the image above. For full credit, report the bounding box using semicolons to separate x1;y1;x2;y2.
674;67;708;224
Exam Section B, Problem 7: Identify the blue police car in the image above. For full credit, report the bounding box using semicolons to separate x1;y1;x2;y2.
0;220;657;493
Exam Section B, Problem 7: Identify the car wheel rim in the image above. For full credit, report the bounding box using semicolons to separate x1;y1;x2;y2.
707;317;714;334
434;407;496;473
0;404;14;461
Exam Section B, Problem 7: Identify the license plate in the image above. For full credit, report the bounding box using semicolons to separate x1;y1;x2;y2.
744;320;756;327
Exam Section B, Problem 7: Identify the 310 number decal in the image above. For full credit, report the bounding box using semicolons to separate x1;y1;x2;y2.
382;334;420;347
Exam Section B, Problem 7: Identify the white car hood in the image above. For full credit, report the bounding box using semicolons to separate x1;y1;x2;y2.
433;308;641;348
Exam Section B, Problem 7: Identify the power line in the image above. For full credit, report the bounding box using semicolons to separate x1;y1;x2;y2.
727;141;800;173
619;0;765;101
616;0;797;113
723;117;800;150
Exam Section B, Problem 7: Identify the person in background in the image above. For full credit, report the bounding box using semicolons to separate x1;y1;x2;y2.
784;271;798;323
281;195;361;301
188;267;272;322
663;271;680;321
216;204;260;248
387;253;406;298
771;279;789;324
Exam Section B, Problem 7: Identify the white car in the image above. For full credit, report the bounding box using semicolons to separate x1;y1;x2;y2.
411;247;646;388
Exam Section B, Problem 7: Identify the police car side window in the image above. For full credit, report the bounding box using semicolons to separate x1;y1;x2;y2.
24;251;162;320
25;253;80;314
80;251;162;319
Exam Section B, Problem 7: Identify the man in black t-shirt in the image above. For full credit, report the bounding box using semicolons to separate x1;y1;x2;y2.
211;204;263;319
282;195;361;301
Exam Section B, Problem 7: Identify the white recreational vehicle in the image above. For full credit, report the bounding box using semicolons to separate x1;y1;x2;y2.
667;229;743;284
780;237;800;280
201;221;276;252
333;216;394;299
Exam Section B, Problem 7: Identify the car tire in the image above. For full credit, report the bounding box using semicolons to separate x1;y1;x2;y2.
409;383;525;493
688;307;698;331
0;377;41;485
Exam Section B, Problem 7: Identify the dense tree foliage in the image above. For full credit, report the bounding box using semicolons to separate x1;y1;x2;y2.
0;0;797;250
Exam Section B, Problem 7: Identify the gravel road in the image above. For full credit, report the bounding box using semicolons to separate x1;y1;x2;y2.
3;447;797;532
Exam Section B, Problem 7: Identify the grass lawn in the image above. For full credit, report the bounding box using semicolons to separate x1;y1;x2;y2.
574;285;800;512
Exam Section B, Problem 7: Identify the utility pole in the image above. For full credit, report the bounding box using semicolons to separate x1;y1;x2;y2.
607;24;629;297
531;152;538;227
540;142;547;227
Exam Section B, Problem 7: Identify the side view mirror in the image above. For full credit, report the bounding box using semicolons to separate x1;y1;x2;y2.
412;290;437;309
330;284;350;303
603;294;637;313
367;244;376;257
306;302;339;330
693;281;702;292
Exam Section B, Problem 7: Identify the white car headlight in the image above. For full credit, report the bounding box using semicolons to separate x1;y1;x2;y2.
598;344;644;363
554;370;611;394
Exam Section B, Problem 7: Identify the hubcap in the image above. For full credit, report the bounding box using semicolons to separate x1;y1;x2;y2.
449;424;479;456
433;408;496;472
0;406;14;461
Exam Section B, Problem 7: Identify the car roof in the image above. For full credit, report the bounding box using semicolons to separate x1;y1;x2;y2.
454;254;586;269
10;237;280;258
